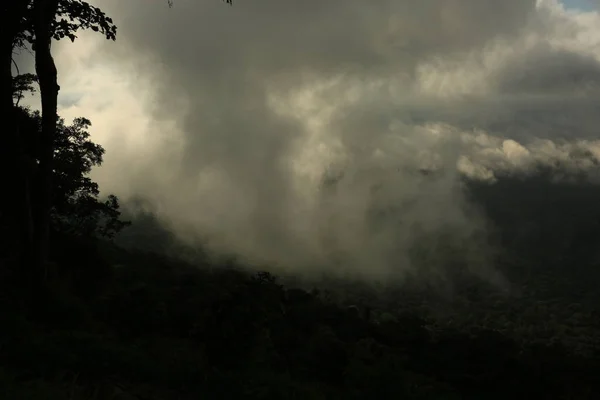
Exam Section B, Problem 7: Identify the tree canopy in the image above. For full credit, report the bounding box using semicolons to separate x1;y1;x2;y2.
12;0;117;50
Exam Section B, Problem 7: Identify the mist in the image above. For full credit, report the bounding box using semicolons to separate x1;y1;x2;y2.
15;0;600;285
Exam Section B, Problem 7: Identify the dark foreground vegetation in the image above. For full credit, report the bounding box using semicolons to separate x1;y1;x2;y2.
3;209;600;399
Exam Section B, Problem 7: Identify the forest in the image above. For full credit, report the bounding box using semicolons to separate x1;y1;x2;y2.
3;1;600;399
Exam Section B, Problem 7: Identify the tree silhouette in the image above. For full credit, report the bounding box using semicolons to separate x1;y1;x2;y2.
15;106;130;239
0;2;36;271
30;0;120;277
0;0;117;277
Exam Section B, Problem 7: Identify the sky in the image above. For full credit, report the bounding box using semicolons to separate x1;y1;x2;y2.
561;0;596;11
14;0;600;284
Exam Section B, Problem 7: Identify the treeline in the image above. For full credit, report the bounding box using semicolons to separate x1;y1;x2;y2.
1;239;600;399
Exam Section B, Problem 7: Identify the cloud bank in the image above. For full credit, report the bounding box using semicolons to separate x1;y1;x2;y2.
19;0;600;283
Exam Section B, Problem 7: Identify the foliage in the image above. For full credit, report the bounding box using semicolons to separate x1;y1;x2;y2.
11;73;38;104
2;233;600;399
12;0;117;51
168;0;233;7
16;106;130;239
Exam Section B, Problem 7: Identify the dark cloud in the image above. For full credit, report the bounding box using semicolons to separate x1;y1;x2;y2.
495;45;600;95
104;0;535;73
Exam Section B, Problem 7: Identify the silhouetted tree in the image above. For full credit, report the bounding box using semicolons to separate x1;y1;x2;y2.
30;0;118;275
15;105;129;240
0;3;35;270
0;0;117;277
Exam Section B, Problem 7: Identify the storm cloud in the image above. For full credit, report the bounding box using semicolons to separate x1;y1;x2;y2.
27;0;600;283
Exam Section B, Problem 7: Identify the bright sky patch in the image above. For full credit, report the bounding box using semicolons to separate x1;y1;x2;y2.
561;0;596;11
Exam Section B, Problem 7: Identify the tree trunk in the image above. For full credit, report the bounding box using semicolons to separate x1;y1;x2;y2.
0;2;34;271
32;0;60;279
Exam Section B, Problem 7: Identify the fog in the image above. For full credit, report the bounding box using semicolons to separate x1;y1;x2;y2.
15;0;600;284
